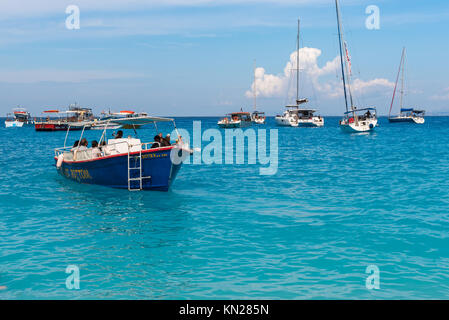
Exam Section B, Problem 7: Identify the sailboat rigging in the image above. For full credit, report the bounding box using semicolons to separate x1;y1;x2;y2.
388;47;425;124
336;0;377;133
275;19;324;127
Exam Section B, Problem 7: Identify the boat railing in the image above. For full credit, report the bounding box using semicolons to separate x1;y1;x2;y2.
55;140;171;162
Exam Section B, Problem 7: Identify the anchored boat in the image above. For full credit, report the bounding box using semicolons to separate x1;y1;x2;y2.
35;104;95;131
388;48;425;124
250;60;266;125
4;108;34;128
335;0;377;133
91;110;149;130
218;112;252;128
54;116;188;191
275;19;324;128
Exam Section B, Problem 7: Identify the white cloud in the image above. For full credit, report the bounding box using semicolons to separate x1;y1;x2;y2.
246;47;394;101
0;69;144;83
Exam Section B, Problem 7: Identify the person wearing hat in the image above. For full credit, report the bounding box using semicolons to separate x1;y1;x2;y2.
162;134;171;146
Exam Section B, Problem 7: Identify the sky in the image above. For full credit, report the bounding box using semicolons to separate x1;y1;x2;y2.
0;0;448;116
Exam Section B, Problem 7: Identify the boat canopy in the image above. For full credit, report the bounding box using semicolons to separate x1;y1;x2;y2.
228;112;251;116
296;98;309;105
401;108;424;113
344;107;376;115
252;111;265;114
107;115;174;126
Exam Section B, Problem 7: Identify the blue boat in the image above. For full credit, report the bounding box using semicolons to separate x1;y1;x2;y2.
54;116;189;191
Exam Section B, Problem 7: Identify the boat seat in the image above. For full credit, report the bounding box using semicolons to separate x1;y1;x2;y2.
105;138;142;155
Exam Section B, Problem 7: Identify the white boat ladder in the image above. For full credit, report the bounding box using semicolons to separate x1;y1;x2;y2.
127;146;151;191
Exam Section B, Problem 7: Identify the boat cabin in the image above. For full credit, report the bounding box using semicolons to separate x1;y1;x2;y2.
399;108;425;117
228;112;251;122
343;107;376;122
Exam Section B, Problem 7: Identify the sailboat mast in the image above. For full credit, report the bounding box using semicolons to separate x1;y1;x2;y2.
335;0;349;113
296;19;300;104
400;48;406;110
388;47;405;118
253;59;257;111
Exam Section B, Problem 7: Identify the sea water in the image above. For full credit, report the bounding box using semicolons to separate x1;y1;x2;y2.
0;116;449;299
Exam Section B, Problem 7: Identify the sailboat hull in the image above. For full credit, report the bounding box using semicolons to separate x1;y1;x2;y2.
340;118;377;133
389;116;425;124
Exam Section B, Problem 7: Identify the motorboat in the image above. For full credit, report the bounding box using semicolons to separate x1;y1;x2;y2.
218;112;252;128
54;116;190;191
251;111;266;124
91;110;149;130
35;104;95;131
4;107;34;128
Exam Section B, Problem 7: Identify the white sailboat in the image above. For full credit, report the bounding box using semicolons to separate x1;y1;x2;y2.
388;47;425;124
335;0;377;133
250;60;266;124
275;19;324;128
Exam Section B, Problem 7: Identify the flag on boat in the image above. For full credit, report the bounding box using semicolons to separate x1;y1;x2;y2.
344;41;352;76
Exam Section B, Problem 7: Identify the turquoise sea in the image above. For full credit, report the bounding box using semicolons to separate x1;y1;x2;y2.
1;116;449;299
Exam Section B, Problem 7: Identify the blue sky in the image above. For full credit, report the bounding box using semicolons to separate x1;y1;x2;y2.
0;0;448;116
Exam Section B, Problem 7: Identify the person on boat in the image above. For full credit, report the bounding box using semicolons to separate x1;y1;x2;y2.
114;130;123;139
151;135;161;149
71;140;80;151
366;110;371;118
161;134;171;146
91;140;102;158
78;138;88;151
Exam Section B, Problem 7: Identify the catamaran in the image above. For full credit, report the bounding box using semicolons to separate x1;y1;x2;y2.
335;0;377;133
218;112;252;128
275;19;324;128
250;60;266;124
388;47;425;124
54;115;189;191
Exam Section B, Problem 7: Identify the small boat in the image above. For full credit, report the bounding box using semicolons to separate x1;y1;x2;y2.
91;110;149;130
4;107;34;128
5;116;24;128
218;112;252;128
335;0;377;132
54;116;189;191
389;108;425;124
35;104;95;131
339;108;378;133
251;111;266;124
275;19;324;128
388;48;425;124
250;60;266;125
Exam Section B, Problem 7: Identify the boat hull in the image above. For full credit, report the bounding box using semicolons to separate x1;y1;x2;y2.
55;147;182;191
252;118;265;124
218;120;252;128
5;120;24;128
35;123;84;131
275;116;296;127
340;118;377;133
389;116;425;124
297;117;324;127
